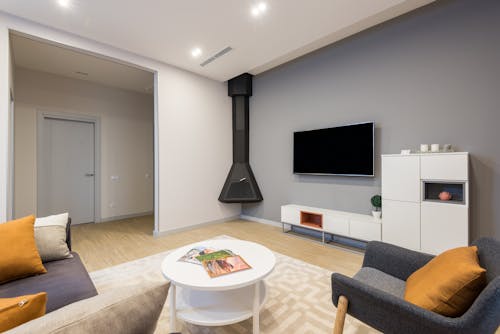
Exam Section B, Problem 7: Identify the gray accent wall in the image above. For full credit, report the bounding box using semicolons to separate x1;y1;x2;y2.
243;0;500;240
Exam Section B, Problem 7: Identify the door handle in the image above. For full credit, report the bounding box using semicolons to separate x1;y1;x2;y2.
85;173;95;177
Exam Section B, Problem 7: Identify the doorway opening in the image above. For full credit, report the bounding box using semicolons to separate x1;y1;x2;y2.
10;32;157;233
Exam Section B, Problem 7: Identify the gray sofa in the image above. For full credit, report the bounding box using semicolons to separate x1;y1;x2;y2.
331;238;500;334
0;220;97;313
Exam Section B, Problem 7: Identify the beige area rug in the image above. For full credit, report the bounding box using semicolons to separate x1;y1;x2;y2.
89;236;379;334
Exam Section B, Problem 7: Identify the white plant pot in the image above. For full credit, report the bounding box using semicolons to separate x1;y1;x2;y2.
372;211;382;220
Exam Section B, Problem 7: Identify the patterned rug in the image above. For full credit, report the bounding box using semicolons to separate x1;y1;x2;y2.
89;236;379;334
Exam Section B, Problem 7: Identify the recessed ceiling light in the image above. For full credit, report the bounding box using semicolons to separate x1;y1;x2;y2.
251;2;268;17
58;0;70;8
191;47;202;58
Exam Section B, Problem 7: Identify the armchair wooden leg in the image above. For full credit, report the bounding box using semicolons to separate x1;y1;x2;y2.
333;295;348;334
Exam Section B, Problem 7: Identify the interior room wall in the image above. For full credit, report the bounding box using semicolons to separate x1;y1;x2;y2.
157;68;240;231
243;0;500;240
14;68;154;221
0;13;241;232
7;34;15;220
0;26;10;222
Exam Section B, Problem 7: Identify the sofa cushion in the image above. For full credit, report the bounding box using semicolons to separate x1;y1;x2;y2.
0;253;97;313
35;226;73;263
5;282;170;334
405;245;487;317
354;267;406;298
0;215;47;284
0;292;47;332
35;213;69;228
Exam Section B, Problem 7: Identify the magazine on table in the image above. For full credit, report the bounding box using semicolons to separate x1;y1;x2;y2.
195;249;234;262
201;255;252;278
177;246;251;277
177;246;217;265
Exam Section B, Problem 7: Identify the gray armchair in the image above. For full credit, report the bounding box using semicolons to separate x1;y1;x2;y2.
331;238;500;334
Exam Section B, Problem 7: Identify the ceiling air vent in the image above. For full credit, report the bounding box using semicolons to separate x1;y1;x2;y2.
200;46;233;67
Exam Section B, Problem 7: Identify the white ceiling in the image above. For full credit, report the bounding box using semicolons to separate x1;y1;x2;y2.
0;0;434;82
11;34;154;94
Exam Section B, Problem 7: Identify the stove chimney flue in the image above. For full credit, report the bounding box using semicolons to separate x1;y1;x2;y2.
218;73;263;203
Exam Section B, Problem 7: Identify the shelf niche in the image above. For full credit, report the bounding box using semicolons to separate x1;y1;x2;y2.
300;211;323;229
423;181;465;204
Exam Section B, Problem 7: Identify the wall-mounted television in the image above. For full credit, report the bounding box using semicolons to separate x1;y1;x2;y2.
293;122;374;176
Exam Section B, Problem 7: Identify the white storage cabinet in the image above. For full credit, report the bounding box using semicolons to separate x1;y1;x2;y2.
381;152;469;254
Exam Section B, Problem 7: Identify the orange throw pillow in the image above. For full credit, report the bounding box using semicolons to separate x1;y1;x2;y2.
404;245;486;317
0;215;47;284
0;292;47;332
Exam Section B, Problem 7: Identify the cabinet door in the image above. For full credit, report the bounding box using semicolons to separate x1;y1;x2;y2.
350;220;381;241
323;215;349;236
421;202;468;255
382;156;420;202
420;154;468;181
281;206;299;225
382;199;420;251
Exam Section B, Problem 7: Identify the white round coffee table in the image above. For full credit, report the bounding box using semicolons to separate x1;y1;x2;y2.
161;239;276;334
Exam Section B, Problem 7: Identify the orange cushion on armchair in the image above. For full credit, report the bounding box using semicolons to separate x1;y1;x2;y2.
404;245;486;317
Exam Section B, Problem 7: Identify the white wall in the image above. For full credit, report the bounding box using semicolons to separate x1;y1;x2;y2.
0;13;241;232
0;25;11;222
7;32;15;220
14;68;154;220
158;67;240;230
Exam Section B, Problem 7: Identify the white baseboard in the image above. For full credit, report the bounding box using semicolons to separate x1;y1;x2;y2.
153;215;241;237
239;214;282;228
99;211;153;223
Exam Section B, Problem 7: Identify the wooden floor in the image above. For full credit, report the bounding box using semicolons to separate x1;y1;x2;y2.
72;218;500;334
72;215;363;274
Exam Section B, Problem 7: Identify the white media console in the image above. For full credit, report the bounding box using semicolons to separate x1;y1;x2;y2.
280;204;381;243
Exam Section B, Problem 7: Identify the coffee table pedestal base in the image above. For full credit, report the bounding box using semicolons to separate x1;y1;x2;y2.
169;281;267;334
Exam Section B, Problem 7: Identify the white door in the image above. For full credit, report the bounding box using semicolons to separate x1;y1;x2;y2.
38;117;95;224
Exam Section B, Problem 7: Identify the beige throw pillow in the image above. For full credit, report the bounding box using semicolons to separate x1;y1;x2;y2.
35;213;69;228
34;226;73;263
5;282;170;334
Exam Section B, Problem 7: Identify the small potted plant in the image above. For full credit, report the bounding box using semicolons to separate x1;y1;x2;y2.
371;195;382;220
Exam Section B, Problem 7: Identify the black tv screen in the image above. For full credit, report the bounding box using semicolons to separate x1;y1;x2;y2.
293;122;374;176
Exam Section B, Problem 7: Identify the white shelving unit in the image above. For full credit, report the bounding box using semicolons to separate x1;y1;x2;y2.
381;152;469;254
280;204;382;243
